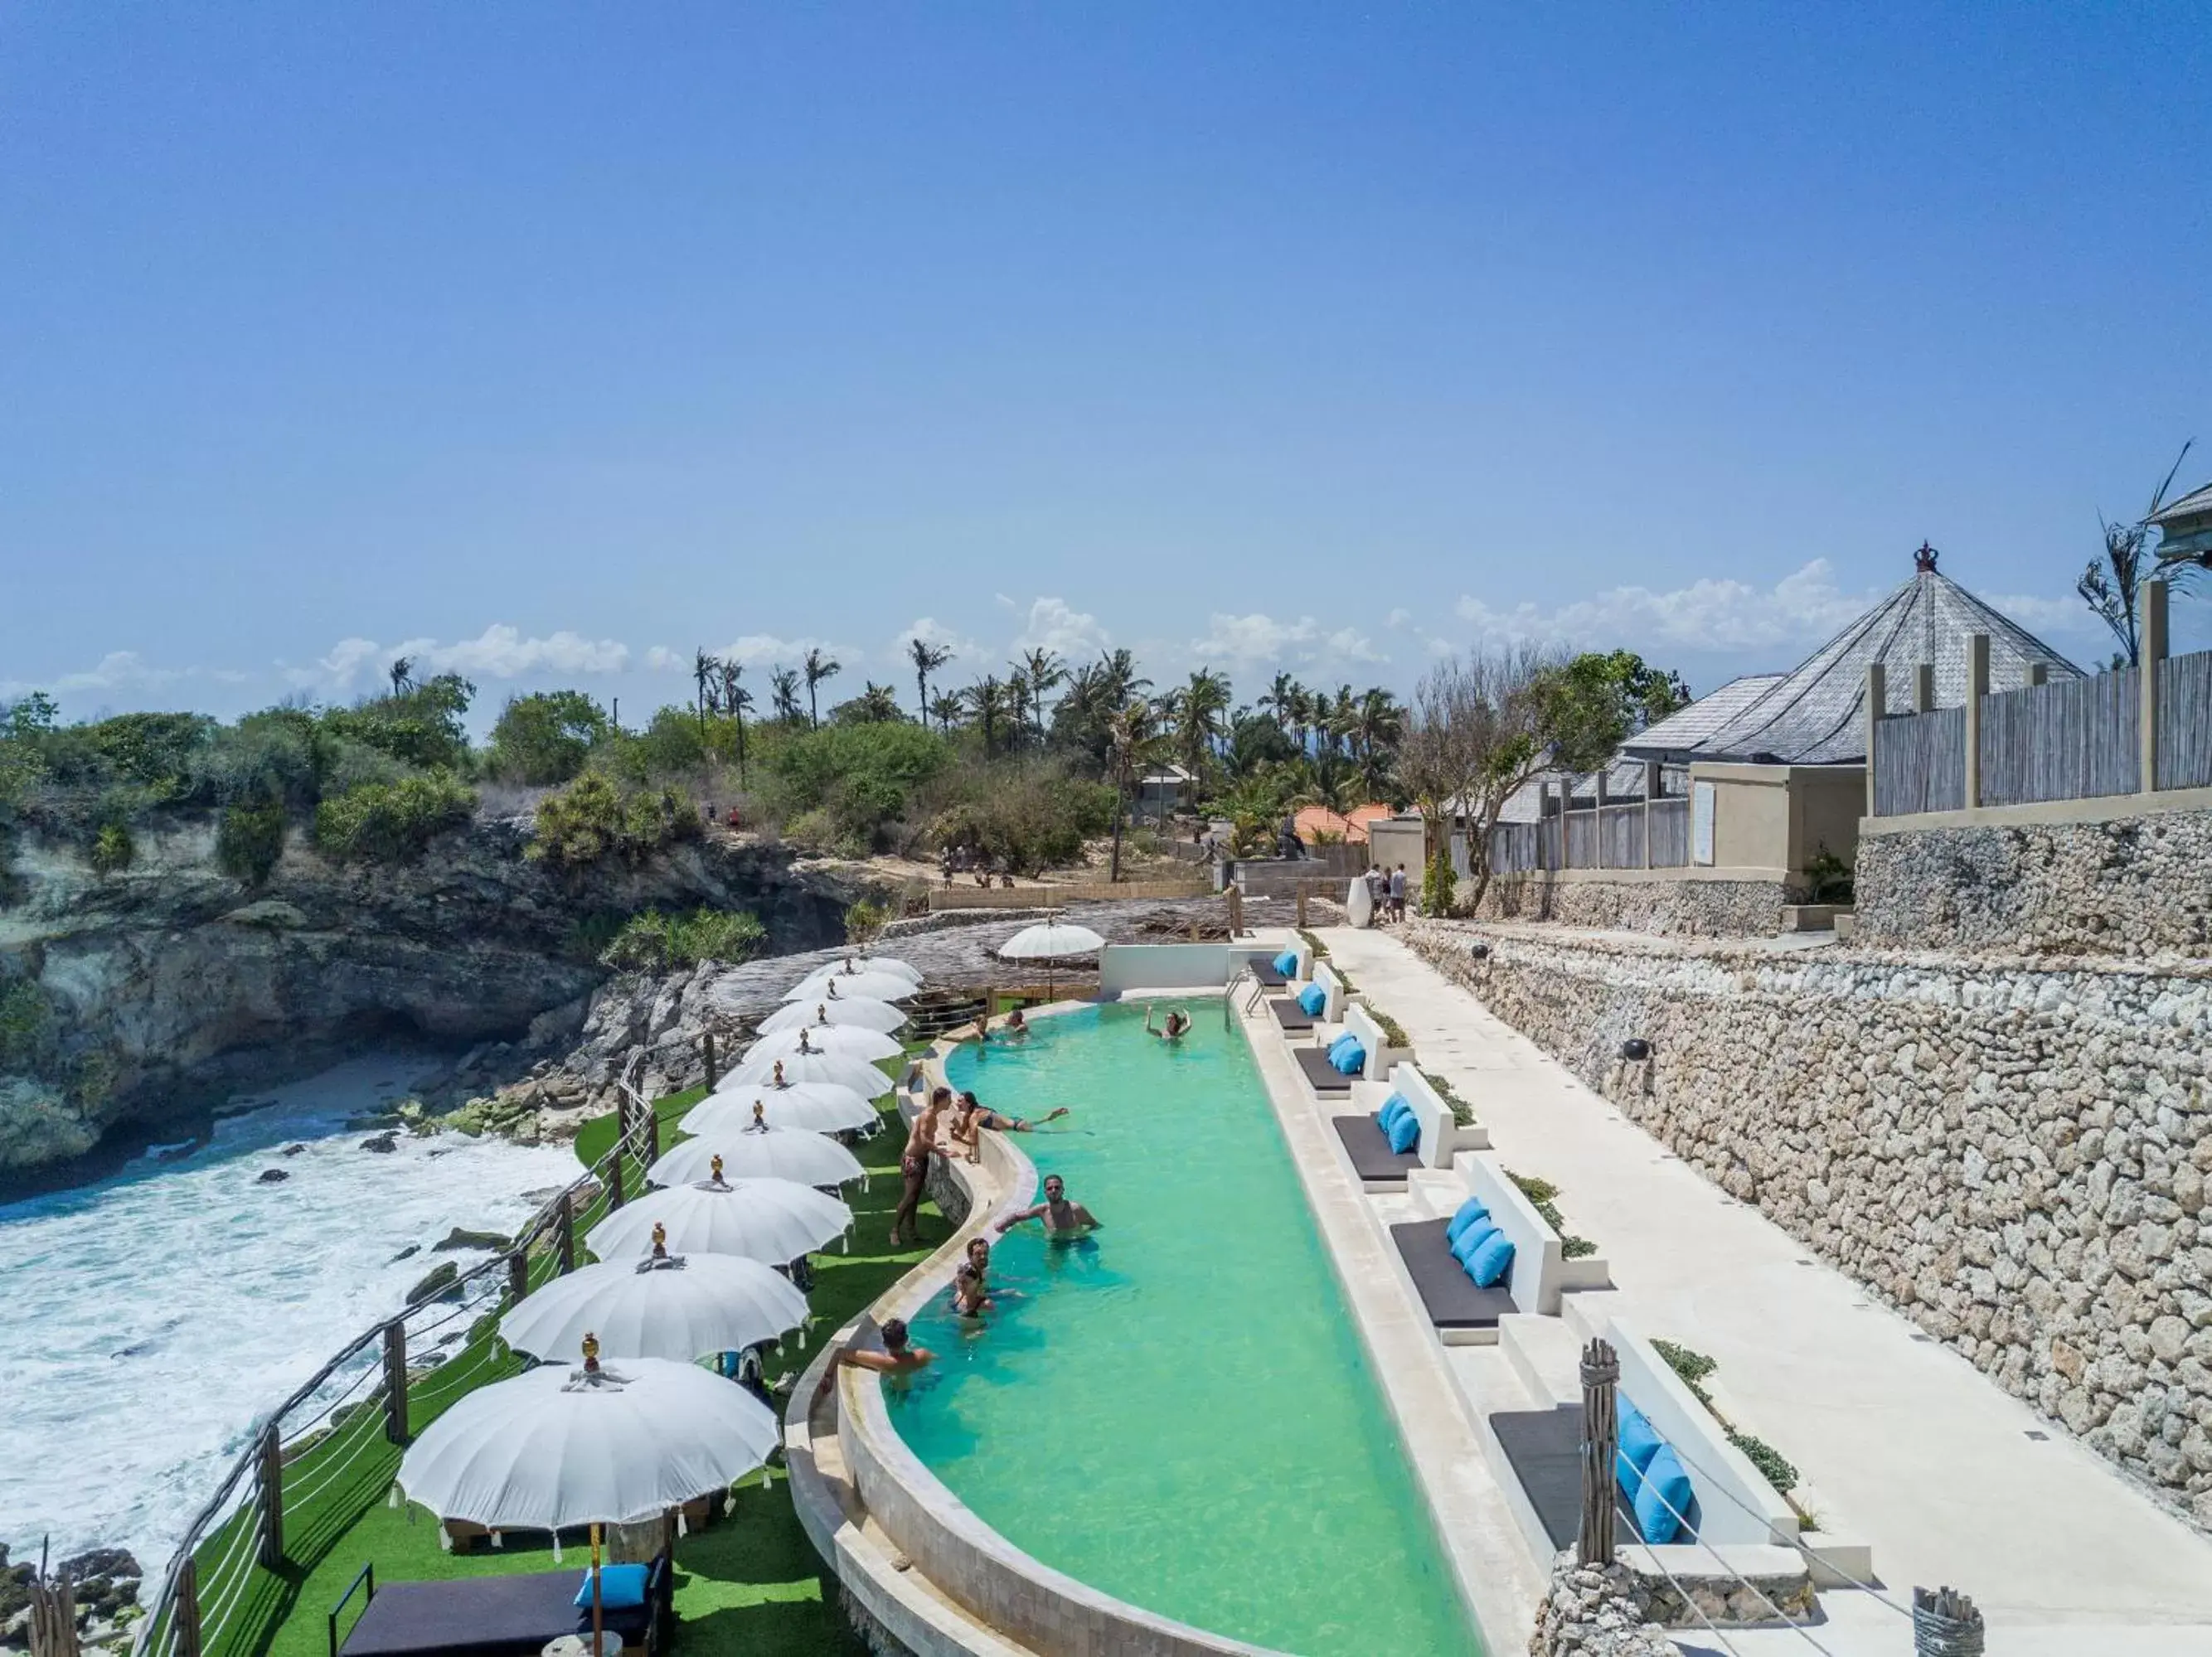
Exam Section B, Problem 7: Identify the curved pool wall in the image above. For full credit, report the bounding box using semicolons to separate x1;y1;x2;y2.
885;1000;1480;1657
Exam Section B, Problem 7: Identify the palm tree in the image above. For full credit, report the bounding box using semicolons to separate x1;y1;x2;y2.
1160;667;1230;782
1016;647;1065;734
717;659;751;781
388;657;414;698
769;666;803;724
851;681;904;723
692;649;720;732
2081;443;2200;666
1349;686;1404;800
1006;668;1031;748
907;637;954;724
1106;700;1159;883
802;647;841;729
964;676;1012;756
1259;672;1298;734
928;689;966;734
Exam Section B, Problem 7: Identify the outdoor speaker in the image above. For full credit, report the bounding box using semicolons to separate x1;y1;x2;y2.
1619;1038;1652;1062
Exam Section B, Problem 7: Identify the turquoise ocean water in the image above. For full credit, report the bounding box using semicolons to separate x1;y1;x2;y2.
886;1001;1480;1657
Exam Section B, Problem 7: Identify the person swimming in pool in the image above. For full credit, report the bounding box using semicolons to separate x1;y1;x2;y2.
1143;1004;1191;1042
950;1089;1070;1160
812;1316;934;1403
998;1007;1031;1039
951;1236;1016;1315
995;1173;1100;1238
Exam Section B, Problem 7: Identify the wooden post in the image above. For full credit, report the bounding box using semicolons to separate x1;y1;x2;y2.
1225;884;1244;938
1864;662;1886;817
1296;887;1308;928
1963;634;1989;809
172;1557;203;1657
256;1421;285;1569
507;1248;530;1305
1593;767;1609;869
607;1155;625;1211
1913;661;1934;713
645;1102;660;1165
381;1320;409;1446
28;1567;79;1657
1913;1586;1986;1655
2141;578;2168;796
1642;762;1657;870
1577;1338;1621;1567
556;1190;575;1275
702;1031;718;1092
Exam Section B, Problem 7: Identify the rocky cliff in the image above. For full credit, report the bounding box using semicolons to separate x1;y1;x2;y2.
0;813;868;1180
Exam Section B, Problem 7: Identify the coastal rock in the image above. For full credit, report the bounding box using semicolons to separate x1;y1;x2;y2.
255;1167;289;1183
358;1132;398;1154
405;1262;461;1306
432;1226;508;1252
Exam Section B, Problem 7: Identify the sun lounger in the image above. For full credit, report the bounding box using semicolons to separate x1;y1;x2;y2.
1247;959;1290;988
1268;997;1318;1032
334;1559;668;1657
1330;1115;1420;1185
1489;1405;1661;1550
1293;1046;1353;1097
1389;1219;1516;1332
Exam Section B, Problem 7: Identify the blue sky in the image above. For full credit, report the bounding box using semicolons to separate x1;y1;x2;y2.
3;3;2207;725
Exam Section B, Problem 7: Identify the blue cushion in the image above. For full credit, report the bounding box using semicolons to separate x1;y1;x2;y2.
1633;1444;1695;1544
1273;949;1299;976
1331;1039;1366;1075
1326;1030;1354;1060
1444;1198;1492;1245
1386;1107;1421;1155
1449;1220;1497;1267
1298;983;1327;1016
1376;1093;1411;1131
575;1563;652;1611
1465;1229;1516;1288
1616;1400;1665;1502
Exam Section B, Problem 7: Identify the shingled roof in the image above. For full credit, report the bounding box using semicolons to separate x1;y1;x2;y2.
1623;554;2085;766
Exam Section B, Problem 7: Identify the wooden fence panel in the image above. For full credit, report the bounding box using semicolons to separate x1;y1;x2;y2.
1487;821;1540;874
2157;648;2212;792
1873;707;1966;816
1564;812;1598;869
1598;805;1644;868
1648;800;1690;866
1980;666;2140;806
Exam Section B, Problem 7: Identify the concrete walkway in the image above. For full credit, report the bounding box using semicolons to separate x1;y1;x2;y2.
1320;924;2212;1657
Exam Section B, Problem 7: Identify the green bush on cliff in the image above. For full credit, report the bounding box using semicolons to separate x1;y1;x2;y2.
319;674;476;773
90;821;135;875
599;907;767;972
216;797;289;884
0;979;56;1072
527;773;701;868
486;691;610;785
314;772;476;863
929;762;1114;875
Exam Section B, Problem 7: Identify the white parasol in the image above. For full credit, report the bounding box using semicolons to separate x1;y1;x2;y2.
687;1083;878;1136
757;996;907;1035
499;1248;809;1364
779;971;915;1005
726;1048;893;1098
587;1171;853;1264
648;1126;865;1190
741;1023;903;1066
396;1349;779;1531
796;956;922;990
996;918;1107;998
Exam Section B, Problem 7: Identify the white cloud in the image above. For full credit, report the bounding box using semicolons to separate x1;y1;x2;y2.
711;633;862;670
1009;597;1111;662
643;645;685;673
1385;608;1412;628
1453;560;1875;654
289;626;629;692
888;616;981;672
1984;591;2098;640
1189;612;1389;674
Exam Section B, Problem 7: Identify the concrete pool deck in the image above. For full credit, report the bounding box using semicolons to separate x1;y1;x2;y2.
1317;923;2212;1656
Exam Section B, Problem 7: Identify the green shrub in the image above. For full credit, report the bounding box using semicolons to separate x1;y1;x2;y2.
1506;1168;1598;1257
1428;1073;1476;1128
38;711;213;791
90;821;134;875
769;722;948;850
600;907;767;973
0;978;55;1071
216;797;289;884
846;899;889;944
1652;1338;1718;1400
486;691;609;785
1727;1429;1799;1493
526;773;701;868
1506;1169;1560;1205
314;772;476;863
1801;844;1855;906
1422;847;1456;916
930;765;1115;875
319;675;475;773
781;807;835;850
191;709;323;810
1298;928;1330;959
1364;1004;1410;1049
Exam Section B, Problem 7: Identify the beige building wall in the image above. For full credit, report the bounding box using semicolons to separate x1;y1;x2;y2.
1691;763;1865;878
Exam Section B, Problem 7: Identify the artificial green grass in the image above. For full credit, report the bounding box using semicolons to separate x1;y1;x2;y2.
572;1086;705;1169
220;1089;941;1657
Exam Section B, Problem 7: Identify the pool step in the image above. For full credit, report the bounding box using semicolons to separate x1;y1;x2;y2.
1497;1313;1586;1409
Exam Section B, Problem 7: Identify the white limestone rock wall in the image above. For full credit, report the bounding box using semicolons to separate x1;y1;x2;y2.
1474;875;1788;938
1853;810;2212;957
1408;919;2212;1528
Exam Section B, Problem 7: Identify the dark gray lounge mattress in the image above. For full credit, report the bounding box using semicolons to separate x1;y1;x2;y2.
1332;1114;1420;1182
338;1571;655;1657
1268;997;1317;1031
1294;1045;1353;1095
1489;1405;1657;1549
1248;961;1290;987
1389;1218;1515;1330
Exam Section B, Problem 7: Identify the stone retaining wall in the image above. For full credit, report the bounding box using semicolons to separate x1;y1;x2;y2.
1475;874;1788;938
1854;809;2212;957
1407;919;2212;1529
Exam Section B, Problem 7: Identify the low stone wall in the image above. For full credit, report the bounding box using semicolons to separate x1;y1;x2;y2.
1407;919;2212;1529
1474;874;1788;938
1855;808;2212;957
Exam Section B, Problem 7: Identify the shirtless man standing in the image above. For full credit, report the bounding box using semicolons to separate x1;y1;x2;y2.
890;1088;950;1248
995;1174;1101;1238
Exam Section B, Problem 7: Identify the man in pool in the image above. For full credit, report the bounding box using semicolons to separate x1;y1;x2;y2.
890;1088;951;1248
950;1089;1070;1160
1142;1004;1191;1042
995;1173;1100;1237
951;1236;1015;1316
812;1316;934;1403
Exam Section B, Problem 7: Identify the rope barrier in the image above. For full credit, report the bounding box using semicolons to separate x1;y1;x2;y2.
1626;1479;1836;1655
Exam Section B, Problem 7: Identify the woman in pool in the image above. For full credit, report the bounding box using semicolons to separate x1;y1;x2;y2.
950;1089;1070;1160
951;1236;1016;1316
1143;1004;1191;1042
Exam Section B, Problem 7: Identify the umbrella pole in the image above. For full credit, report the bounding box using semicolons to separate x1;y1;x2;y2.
590;1523;604;1655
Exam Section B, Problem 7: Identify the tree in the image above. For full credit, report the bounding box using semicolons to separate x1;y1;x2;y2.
1348;686;1405;801
2081;443;2199;666
907;637;954;724
833;682;905;724
485;690;609;785
1399;647;1556;916
388;658;414;698
716;659;751;782
802;647;842;729
1105;698;1160;882
1016;647;1065;735
769;666;803;724
692;649;720;732
928;689;966;734
964;676;1013;756
1159;668;1230;784
1532;651;1691;773
1259;672;1300;735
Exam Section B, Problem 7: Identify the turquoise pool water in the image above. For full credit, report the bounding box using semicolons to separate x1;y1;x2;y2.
891;1001;1480;1657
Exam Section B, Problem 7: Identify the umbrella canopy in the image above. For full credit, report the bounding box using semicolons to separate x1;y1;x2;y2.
687;1083;878;1137
758;996;907;1035
742;1023;902;1066
998;920;1107;960
397;1353;779;1529
588;1175;853;1264
500;1251;808;1364
780;971;915;1005
727;1049;892;1098
797;957;922;989
648;1126;865;1189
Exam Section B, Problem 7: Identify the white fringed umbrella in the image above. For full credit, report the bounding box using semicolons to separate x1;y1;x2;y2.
500;1249;809;1363
997;918;1107;996
797;957;922;990
648;1126;865;1190
726;1049;892;1098
688;1083;878;1136
587;1174;853;1264
780;971;914;1005
396;1353;779;1531
758;996;907;1035
741;1023;903;1066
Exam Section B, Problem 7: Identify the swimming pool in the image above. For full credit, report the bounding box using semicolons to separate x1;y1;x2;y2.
890;1000;1480;1657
